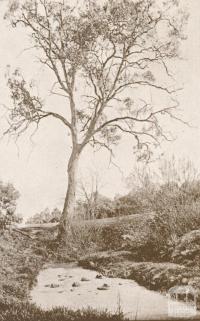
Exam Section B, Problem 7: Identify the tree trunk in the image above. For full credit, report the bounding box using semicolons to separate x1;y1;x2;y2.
59;148;80;237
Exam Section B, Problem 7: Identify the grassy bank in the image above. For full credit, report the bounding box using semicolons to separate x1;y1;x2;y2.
0;230;45;306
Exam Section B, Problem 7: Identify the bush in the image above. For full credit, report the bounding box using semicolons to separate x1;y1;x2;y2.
147;184;200;260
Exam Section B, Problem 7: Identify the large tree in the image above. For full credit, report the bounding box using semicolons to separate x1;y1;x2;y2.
5;0;187;235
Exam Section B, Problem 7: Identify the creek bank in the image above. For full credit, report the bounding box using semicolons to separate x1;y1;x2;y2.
78;251;200;295
78;228;200;297
0;230;46;307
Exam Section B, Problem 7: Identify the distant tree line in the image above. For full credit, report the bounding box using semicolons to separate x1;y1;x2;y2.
25;191;149;224
26;208;61;225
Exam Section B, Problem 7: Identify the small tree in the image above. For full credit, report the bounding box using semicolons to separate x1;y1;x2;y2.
77;170;104;220
0;181;21;229
5;0;187;236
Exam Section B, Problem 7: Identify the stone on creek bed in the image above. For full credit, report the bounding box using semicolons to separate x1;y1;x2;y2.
45;283;60;288
97;283;110;290
81;277;90;281
96;274;103;279
72;282;80;287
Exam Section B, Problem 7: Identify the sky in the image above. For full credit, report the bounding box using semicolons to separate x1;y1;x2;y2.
0;0;200;219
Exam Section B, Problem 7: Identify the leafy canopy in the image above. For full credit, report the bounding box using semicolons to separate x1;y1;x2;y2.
5;0;187;160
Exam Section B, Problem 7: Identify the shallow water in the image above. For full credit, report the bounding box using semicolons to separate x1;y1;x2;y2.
30;263;198;320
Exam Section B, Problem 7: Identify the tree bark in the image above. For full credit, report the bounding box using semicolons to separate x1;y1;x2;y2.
59;148;80;237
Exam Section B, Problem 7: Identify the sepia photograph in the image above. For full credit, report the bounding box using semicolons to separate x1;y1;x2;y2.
0;0;200;320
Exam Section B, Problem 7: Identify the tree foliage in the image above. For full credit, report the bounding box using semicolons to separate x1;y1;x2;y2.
0;181;21;229
5;0;187;160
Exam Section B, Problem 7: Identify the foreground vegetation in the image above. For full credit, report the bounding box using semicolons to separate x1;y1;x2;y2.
0;302;125;321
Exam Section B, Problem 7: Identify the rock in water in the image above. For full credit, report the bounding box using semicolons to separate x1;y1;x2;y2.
97;283;110;290
96;274;103;279
50;283;60;288
72;282;80;287
81;277;90;282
